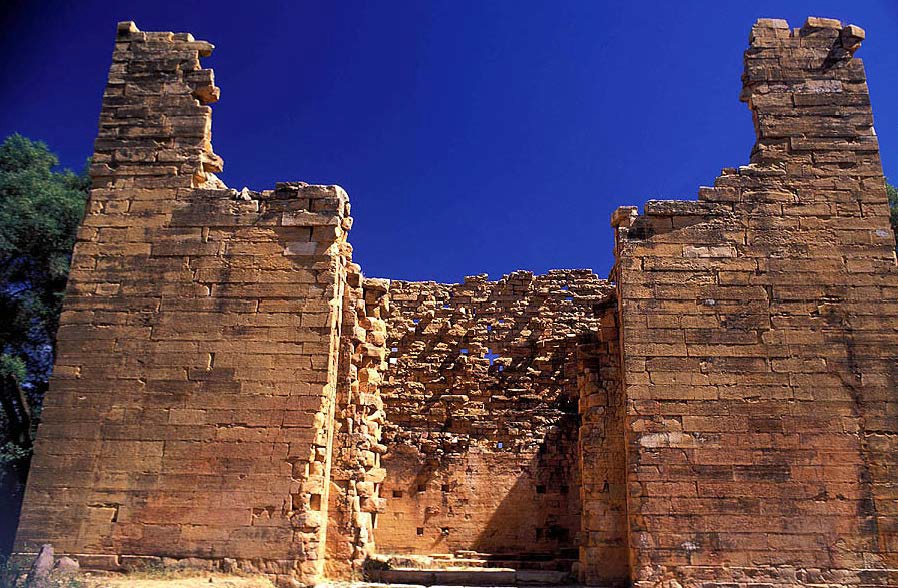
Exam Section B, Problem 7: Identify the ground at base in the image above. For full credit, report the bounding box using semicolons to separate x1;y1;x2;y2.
3;570;275;588
319;584;587;588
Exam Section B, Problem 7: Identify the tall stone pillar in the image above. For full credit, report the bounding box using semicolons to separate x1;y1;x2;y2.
613;17;898;587
15;22;357;586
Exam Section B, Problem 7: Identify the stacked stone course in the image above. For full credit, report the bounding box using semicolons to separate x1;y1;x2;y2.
577;297;629;586
377;271;622;582
15;22;362;587
326;272;390;578
13;16;898;588
613;17;898;588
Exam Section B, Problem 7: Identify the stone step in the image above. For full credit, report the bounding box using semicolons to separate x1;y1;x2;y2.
323;584;586;588
371;553;577;572
366;567;574;586
489;560;577;572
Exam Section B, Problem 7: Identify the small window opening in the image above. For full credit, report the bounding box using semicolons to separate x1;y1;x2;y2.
440;527;450;536
441;484;450;492
310;494;322;511
460;348;468;355
536;485;546;494
547;526;570;540
496;441;504;449
497;365;504;372
412;318;420;324
416;527;425;536
391;346;398;353
565;296;573;302
561;285;570;291
417;484;426;493
498;319;505;324
486;325;493;332
392;490;404;498
483;349;499;365
442;303;451;309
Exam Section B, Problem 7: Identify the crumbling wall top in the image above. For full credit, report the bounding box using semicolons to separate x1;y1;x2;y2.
91;21;223;190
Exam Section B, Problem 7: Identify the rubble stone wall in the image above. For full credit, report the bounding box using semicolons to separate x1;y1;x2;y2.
326;274;389;579
577;297;629;586
14;22;357;586
377;271;625;582
13;15;898;588
613;18;898;587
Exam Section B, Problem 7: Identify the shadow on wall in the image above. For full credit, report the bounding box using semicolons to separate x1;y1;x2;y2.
470;416;580;559
377;272;612;560
377;417;580;559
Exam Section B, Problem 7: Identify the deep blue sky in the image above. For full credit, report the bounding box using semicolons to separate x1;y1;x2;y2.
2;1;896;282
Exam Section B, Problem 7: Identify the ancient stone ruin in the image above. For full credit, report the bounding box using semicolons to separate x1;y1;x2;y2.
14;16;898;588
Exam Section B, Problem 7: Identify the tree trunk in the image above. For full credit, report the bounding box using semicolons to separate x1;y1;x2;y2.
0;373;31;447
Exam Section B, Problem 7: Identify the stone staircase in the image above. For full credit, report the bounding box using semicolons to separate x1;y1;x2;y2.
363;552;578;586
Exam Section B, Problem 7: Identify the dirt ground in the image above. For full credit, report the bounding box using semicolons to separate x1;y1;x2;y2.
15;570;276;588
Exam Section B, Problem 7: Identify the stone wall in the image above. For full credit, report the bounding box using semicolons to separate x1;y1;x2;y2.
325;273;389;579
376;271;624;582
13;15;898;588
14;22;359;586
613;18;898;588
577;296;629;586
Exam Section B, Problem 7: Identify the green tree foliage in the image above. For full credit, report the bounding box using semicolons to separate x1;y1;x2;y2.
0;134;88;555
0;132;88;440
0;134;88;389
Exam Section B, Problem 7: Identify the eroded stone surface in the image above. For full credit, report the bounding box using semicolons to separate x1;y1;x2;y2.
613;16;898;588
13;15;898;588
376;271;621;581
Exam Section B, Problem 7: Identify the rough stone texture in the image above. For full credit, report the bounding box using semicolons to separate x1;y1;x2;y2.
13;23;359;587
325;274;389;579
53;556;81;573
376;271;624;583
613;17;898;588
577;297;629;586
13;16;898;588
27;544;54;587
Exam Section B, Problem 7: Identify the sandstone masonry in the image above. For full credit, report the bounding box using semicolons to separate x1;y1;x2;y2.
14;17;898;588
